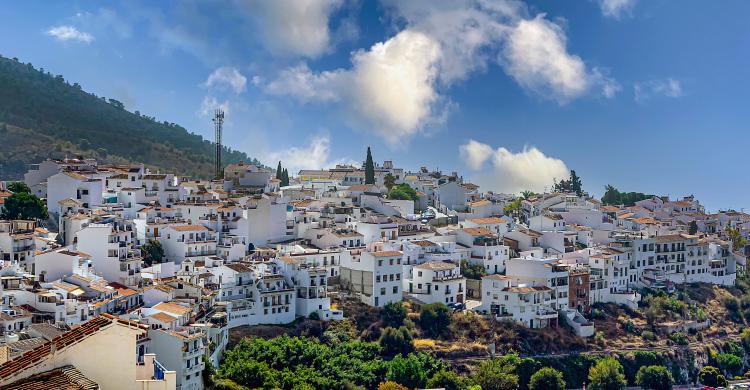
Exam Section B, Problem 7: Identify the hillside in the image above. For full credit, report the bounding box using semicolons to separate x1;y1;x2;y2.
0;55;261;180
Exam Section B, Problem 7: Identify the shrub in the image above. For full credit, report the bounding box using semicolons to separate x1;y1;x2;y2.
383;302;407;328
419;303;452;338
668;332;688;345
635;365;674;390
473;357;519;390
588;357;627;390
426;369;463;390
529;367;565;390
641;331;656;341
698;366;728;387
379;327;414;357
741;328;750;351
378;381;408;390
387;354;428;389
716;353;743;376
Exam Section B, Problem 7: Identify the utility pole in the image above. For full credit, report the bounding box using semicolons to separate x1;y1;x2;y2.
213;109;224;180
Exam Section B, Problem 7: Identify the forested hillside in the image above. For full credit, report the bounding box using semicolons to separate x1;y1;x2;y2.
0;55;261;179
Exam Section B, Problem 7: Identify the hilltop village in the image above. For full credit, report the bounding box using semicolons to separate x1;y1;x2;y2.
0;154;747;389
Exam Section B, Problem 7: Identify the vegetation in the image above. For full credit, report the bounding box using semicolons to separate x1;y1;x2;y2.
140;239;165;267
0;55;258;179
275;162;290;187
419;303;452;338
553;170;583;196
601;185;653;206
698;365;728;387
635;365;674;390
528;367;565;390
688;220;698;235
473;357;519;390
384;173;396;190
726;226;747;251
588;357;627;390
460;260;487;280
379;327;413;357
6;181;30;193
0;191;48;220
365;146;375;185
382;302;407;328
388;183;418;201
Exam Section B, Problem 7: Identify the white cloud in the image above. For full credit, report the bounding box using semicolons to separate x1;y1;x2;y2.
501;15;618;103
459;139;495;170
46;25;94;44
265;134;356;174
198;96;229;117
240;0;344;58
596;0;636;19
264;0;618;144
460;139;569;194
265;30;443;144
634;78;682;103
204;66;247;94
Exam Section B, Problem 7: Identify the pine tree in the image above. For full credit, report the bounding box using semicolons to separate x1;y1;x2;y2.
276;161;282;180
365;146;375;185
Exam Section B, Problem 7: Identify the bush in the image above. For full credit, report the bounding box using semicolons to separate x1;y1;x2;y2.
741;328;750;351
588;357;627;390
419;303;452;338
641;331;656;341
635;365;674;390
668;332;688;345
387;354;428;389
528;367;565;390
379;327;414;357
383;302;407;328
213;378;247;390
698;366;728;387
716;353;743;377
378;381;407;390
473;357;519;390
426;369;464;390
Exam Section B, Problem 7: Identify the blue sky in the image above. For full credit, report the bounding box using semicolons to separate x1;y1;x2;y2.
1;1;749;212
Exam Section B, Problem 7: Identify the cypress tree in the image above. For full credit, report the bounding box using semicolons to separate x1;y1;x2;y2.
276;161;282;180
365;146;375;185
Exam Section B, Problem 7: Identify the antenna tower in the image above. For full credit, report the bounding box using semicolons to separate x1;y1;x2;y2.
213;109;225;179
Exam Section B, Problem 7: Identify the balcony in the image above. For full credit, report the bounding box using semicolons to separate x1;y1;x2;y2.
186;250;217;257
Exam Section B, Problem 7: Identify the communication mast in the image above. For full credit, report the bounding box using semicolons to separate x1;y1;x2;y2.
213;109;224;179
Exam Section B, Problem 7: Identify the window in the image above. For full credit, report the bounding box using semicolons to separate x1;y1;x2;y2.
393;286;398;294
380;287;386;295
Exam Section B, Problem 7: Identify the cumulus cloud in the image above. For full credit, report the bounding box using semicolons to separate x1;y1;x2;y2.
460;139;569;194
204;66;248;94
634;78;682;103
596;0;636;19
265;134;356;174
459;140;495;170
501;15;619;103
240;0;344;58
198;96;229;117
265;0;617;144
46;25;94;43
266;30;443;144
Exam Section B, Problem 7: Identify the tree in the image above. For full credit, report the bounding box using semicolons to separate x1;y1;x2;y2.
460;259;487;280
419;303;451;338
529;367;565;390
473;357;519;390
365;146;375;185
725;226;747;251
688;220;698;235
7;181;30;193
698;366;727;387
426;369;463;390
387;354;428;389
379;327;413;357
382;302;407;327
280;168;290;187
384;173;396;191
715;353;743;376
141;239;165;267
602;185;620;205
378;381;407;390
553;170;583;196
276;161;282;180
0;192;48;220
588;357;627;390
635;365;673;390
521;190;536;200
388;183;418;201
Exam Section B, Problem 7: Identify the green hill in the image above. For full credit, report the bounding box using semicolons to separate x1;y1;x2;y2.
0;55;261;180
